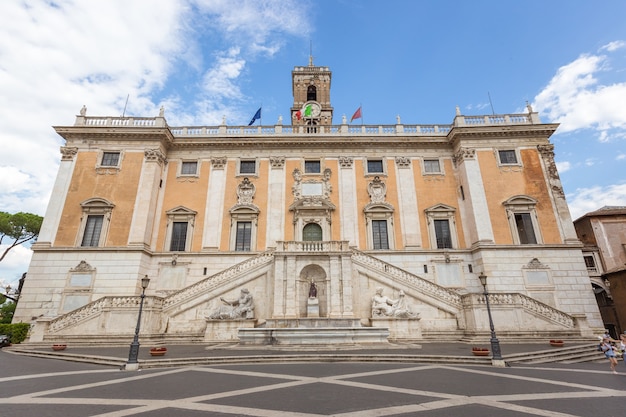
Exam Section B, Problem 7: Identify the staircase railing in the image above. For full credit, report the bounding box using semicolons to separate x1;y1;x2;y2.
162;250;275;311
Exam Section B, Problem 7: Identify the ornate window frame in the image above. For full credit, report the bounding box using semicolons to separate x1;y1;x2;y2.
421;158;444;175
229;206;259;251
76;198;115;247
96;150;123;170
178;160;199;177
364;202;395;250
425;203;459;249
503;195;543;244
61;260;96;312
164;206;197;252
496;149;522;167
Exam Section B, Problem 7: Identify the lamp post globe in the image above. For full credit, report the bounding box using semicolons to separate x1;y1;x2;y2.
479;273;503;362
126;275;150;370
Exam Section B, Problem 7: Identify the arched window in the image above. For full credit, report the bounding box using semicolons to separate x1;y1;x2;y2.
302;223;323;241
307;85;317;101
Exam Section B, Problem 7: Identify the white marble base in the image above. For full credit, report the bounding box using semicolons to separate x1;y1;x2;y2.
204;319;256;342
307;297;320;318
238;327;390;345
370;318;422;340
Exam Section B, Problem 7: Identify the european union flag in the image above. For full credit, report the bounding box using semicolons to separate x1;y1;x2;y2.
248;107;261;125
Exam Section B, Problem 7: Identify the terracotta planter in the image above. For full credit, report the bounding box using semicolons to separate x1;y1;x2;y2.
549;340;564;347
52;344;67;351
149;347;167;356
471;348;490;356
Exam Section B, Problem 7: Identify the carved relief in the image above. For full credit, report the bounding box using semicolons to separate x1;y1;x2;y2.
60;147;78;161
236;177;255;205
538;144;565;198
292;168;303;199
144;149;167;166
453;147;476;166
339;156;353;168
368;176;387;204
211;157;227;169
269;156;285;168
395;156;411;168
70;260;95;272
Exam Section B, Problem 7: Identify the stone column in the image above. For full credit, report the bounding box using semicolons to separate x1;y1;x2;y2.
266;157;286;247
395;156;421;247
37;147;78;245
272;254;286;318
454;148;494;244
284;255;298;317
340;253;354;317
328;255;343;317
338;157;359;246
128;149;166;248
202;157;227;250
538;144;579;243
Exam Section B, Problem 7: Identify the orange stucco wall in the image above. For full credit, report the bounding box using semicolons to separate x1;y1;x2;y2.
55;151;143;246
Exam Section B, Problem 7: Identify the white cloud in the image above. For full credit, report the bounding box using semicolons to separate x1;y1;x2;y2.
533;49;626;137
0;244;32;289
617;153;626;160
555;161;571;173
567;183;626;220
601;41;626;52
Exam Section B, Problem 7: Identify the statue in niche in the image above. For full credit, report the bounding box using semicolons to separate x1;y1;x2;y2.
308;281;318;298
368;176;386;204
237;177;255;205
371;287;419;319
208;288;255;319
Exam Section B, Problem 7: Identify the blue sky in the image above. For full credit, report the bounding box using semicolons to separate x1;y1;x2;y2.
1;0;626;288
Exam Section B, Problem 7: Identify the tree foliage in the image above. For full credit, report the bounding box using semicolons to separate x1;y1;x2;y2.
0;211;43;263
0;299;15;324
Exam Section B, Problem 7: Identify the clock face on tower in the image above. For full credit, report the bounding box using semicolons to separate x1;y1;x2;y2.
302;101;321;117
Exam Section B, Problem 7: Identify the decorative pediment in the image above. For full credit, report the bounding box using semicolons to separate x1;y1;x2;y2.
503;195;538;210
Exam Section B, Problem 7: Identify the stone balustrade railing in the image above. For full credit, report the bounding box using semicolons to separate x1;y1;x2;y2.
277;241;351;252
162;250;275;311
74;111;539;137
465;292;575;328
351;249;462;307
49;295;164;333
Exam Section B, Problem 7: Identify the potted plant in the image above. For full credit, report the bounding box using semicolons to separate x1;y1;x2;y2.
471;347;490;356
149;347;167;356
52;344;67;351
549;339;564;347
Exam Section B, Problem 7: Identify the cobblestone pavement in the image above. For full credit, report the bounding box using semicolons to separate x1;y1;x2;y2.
1;350;626;416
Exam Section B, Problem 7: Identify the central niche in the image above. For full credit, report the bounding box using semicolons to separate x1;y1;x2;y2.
299;263;327;317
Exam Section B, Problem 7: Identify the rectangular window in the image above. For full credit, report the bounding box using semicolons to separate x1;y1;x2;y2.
514;213;537;244
498;150;518;164
170;222;188;251
372;220;389;250
367;159;384;173
584;255;597;271
181;161;198;175
81;215;104;247
304;160;321;173
423;159;441;173
434;219;453;249
235;221;252;251
101;152;120;167
239;160;256;174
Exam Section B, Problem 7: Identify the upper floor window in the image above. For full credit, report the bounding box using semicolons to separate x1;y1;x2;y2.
81;215;104;247
77;198;115;247
165;206;197;252
235;221;252;251
366;159;384;174
304;160;321;174
101;151;121;167
498;150;518;165
180;161;198;176
239;159;257;175
503;195;542;245
423;159;442;174
425;203;458;250
371;220;389;250
584;255;597;272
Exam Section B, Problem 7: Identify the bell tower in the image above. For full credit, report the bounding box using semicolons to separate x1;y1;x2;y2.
291;55;333;127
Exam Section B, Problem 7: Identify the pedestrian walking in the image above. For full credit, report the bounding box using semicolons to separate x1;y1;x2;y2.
601;337;619;374
619;333;626;367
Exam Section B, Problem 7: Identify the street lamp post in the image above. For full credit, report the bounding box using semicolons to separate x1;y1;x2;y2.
126;275;150;371
478;273;504;366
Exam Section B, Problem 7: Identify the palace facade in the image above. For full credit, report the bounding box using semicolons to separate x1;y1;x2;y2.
14;61;603;344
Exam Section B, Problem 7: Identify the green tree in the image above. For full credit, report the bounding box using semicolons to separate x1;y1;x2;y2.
0;298;15;324
0;211;43;263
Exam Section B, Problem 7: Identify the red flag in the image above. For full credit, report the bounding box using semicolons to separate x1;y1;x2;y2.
295;110;302;120
350;106;362;123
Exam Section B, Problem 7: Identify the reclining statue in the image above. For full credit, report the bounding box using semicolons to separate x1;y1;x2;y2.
371;287;419;319
208;288;255;319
